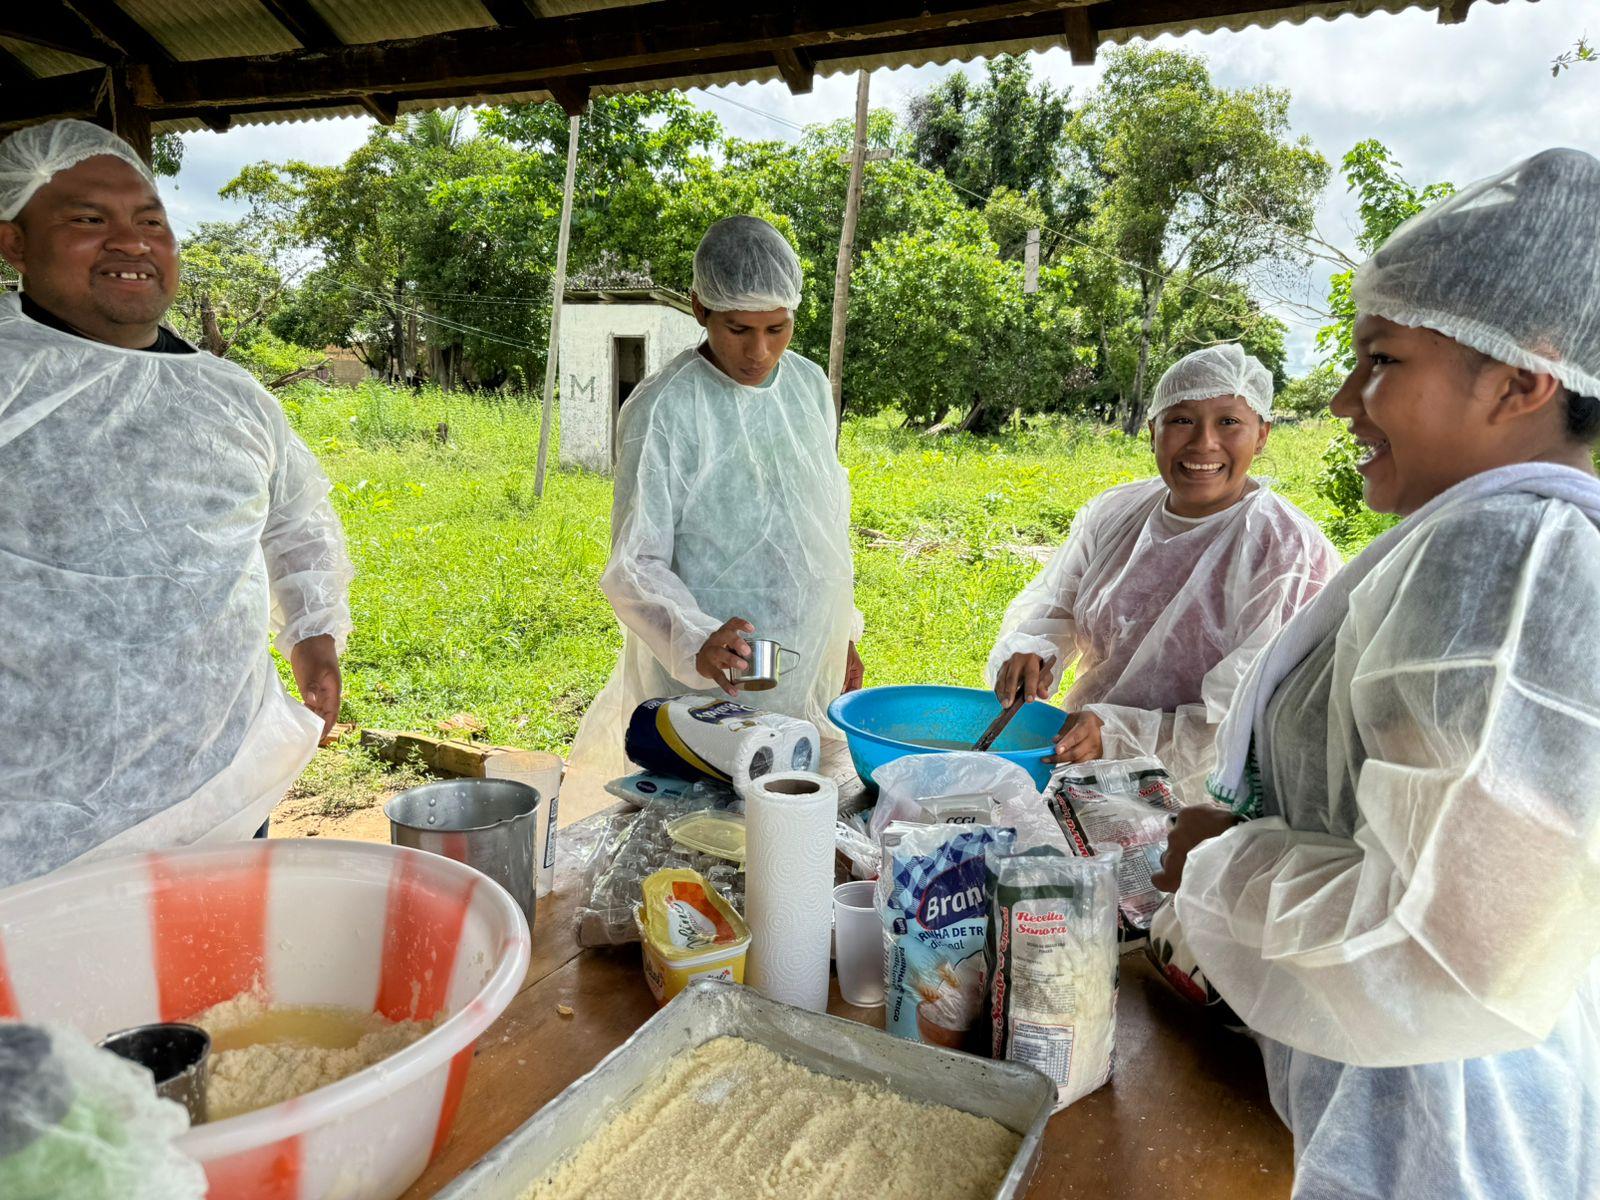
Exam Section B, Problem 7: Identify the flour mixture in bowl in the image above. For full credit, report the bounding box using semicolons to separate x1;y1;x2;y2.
521;1036;1021;1200
195;992;438;1121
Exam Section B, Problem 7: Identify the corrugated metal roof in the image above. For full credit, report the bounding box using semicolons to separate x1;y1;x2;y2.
0;0;1522;135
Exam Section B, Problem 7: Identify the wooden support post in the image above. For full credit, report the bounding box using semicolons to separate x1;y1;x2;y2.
534;112;580;499
100;66;152;166
826;69;870;427
1065;7;1097;66
546;79;591;117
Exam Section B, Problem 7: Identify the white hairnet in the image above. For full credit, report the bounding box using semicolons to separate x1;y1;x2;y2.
568;344;861;785
1147;343;1274;421
691;216;803;313
1353;147;1600;400
0;119;157;223
986;477;1339;805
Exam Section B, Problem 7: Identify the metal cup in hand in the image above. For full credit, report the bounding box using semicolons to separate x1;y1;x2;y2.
729;637;800;692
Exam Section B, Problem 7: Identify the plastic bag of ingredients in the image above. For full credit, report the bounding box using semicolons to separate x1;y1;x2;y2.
1044;758;1180;936
0;1023;206;1200
576;786;745;947
870;752;1069;856
604;772;740;813
869;752;1031;839
878;824;1015;1051
985;847;1120;1112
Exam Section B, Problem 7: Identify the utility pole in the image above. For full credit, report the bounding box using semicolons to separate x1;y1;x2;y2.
1024;228;1041;294
534;112;581;499
826;70;872;426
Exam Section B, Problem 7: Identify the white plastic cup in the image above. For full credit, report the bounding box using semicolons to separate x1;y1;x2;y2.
833;879;884;1007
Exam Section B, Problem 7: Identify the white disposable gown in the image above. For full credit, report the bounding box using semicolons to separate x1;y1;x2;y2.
568;346;862;783
985;477;1340;803
0;295;353;888
1178;468;1600;1199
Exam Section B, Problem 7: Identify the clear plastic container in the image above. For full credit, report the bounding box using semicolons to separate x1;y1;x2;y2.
666;811;747;864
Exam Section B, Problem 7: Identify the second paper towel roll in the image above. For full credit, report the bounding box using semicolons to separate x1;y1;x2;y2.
741;770;837;1012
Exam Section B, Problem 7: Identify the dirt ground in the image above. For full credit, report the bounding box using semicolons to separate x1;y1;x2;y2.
266;743;617;843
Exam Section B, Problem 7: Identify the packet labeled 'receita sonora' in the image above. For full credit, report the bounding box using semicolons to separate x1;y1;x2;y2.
985;846;1120;1112
878;824;1015;1051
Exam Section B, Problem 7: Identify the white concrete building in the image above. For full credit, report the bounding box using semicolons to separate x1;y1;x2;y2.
558;288;702;474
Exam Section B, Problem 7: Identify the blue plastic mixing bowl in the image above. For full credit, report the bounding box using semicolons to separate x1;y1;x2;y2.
828;685;1067;789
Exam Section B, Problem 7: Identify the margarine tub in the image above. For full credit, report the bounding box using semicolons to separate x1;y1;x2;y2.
635;868;751;1006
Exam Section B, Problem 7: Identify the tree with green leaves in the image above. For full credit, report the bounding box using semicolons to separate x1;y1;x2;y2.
846;226;1087;431
907;55;1077;246
1067;45;1328;433
1313;139;1453;548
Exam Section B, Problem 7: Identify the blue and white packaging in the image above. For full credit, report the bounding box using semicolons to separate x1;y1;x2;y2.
624;696;819;792
877;824;1016;1049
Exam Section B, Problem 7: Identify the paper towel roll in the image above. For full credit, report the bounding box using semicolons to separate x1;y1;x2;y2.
741;770;837;1011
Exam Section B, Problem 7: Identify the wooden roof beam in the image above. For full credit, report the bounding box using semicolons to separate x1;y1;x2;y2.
1437;0;1474;23
257;0;343;50
773;46;814;94
482;0;541;25
0;12;117;62
130;2;1088;109
65;1;176;64
356;93;399;124
546;79;591;116
0;43;39;87
0;67;105;129
198;109;233;133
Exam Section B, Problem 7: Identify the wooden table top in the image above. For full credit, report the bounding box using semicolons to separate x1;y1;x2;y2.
401;810;1292;1199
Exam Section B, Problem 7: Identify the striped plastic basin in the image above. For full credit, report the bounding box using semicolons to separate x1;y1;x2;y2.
0;838;531;1199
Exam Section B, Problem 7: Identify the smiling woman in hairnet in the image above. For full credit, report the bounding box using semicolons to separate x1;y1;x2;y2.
1152;148;1600;1200
568;216;863;781
988;343;1341;803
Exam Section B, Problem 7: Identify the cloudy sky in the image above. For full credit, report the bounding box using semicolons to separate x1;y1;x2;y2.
163;0;1596;373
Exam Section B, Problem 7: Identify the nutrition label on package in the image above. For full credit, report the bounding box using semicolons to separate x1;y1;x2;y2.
1009;1020;1074;1082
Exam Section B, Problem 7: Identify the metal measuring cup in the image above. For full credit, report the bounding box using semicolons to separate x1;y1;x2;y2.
729;636;800;692
99;1022;210;1125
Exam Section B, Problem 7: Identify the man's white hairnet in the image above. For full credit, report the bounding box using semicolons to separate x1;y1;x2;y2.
692;215;803;313
1148;343;1274;421
1353;147;1600;400
0;119;157;223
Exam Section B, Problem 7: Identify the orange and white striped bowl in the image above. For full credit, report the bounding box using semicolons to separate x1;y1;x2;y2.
0;838;531;1199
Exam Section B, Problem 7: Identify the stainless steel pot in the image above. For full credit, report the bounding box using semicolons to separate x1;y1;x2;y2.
385;778;542;928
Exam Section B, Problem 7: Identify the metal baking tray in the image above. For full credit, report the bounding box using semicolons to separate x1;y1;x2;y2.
437;978;1055;1199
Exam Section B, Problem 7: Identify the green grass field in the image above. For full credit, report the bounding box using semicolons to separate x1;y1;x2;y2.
279;381;1352;762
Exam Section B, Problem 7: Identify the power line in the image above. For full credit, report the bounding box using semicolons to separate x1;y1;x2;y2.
351;285;543;353
697;87;1327;334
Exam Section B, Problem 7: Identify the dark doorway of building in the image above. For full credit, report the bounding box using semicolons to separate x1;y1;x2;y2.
612;335;647;465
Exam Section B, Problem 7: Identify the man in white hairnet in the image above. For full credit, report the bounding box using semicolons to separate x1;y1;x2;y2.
988;342;1340;804
569;215;863;783
0;119;353;888
1153;148;1600;1199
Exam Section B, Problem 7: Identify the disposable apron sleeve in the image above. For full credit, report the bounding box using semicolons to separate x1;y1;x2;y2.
264;418;354;659
1177;505;1600;1067
600;399;722;689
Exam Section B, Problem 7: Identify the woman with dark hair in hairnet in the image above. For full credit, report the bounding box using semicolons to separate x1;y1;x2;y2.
1154;148;1600;1199
568;216;863;785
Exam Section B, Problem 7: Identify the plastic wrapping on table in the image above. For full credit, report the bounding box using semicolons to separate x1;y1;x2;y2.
575;783;745;948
